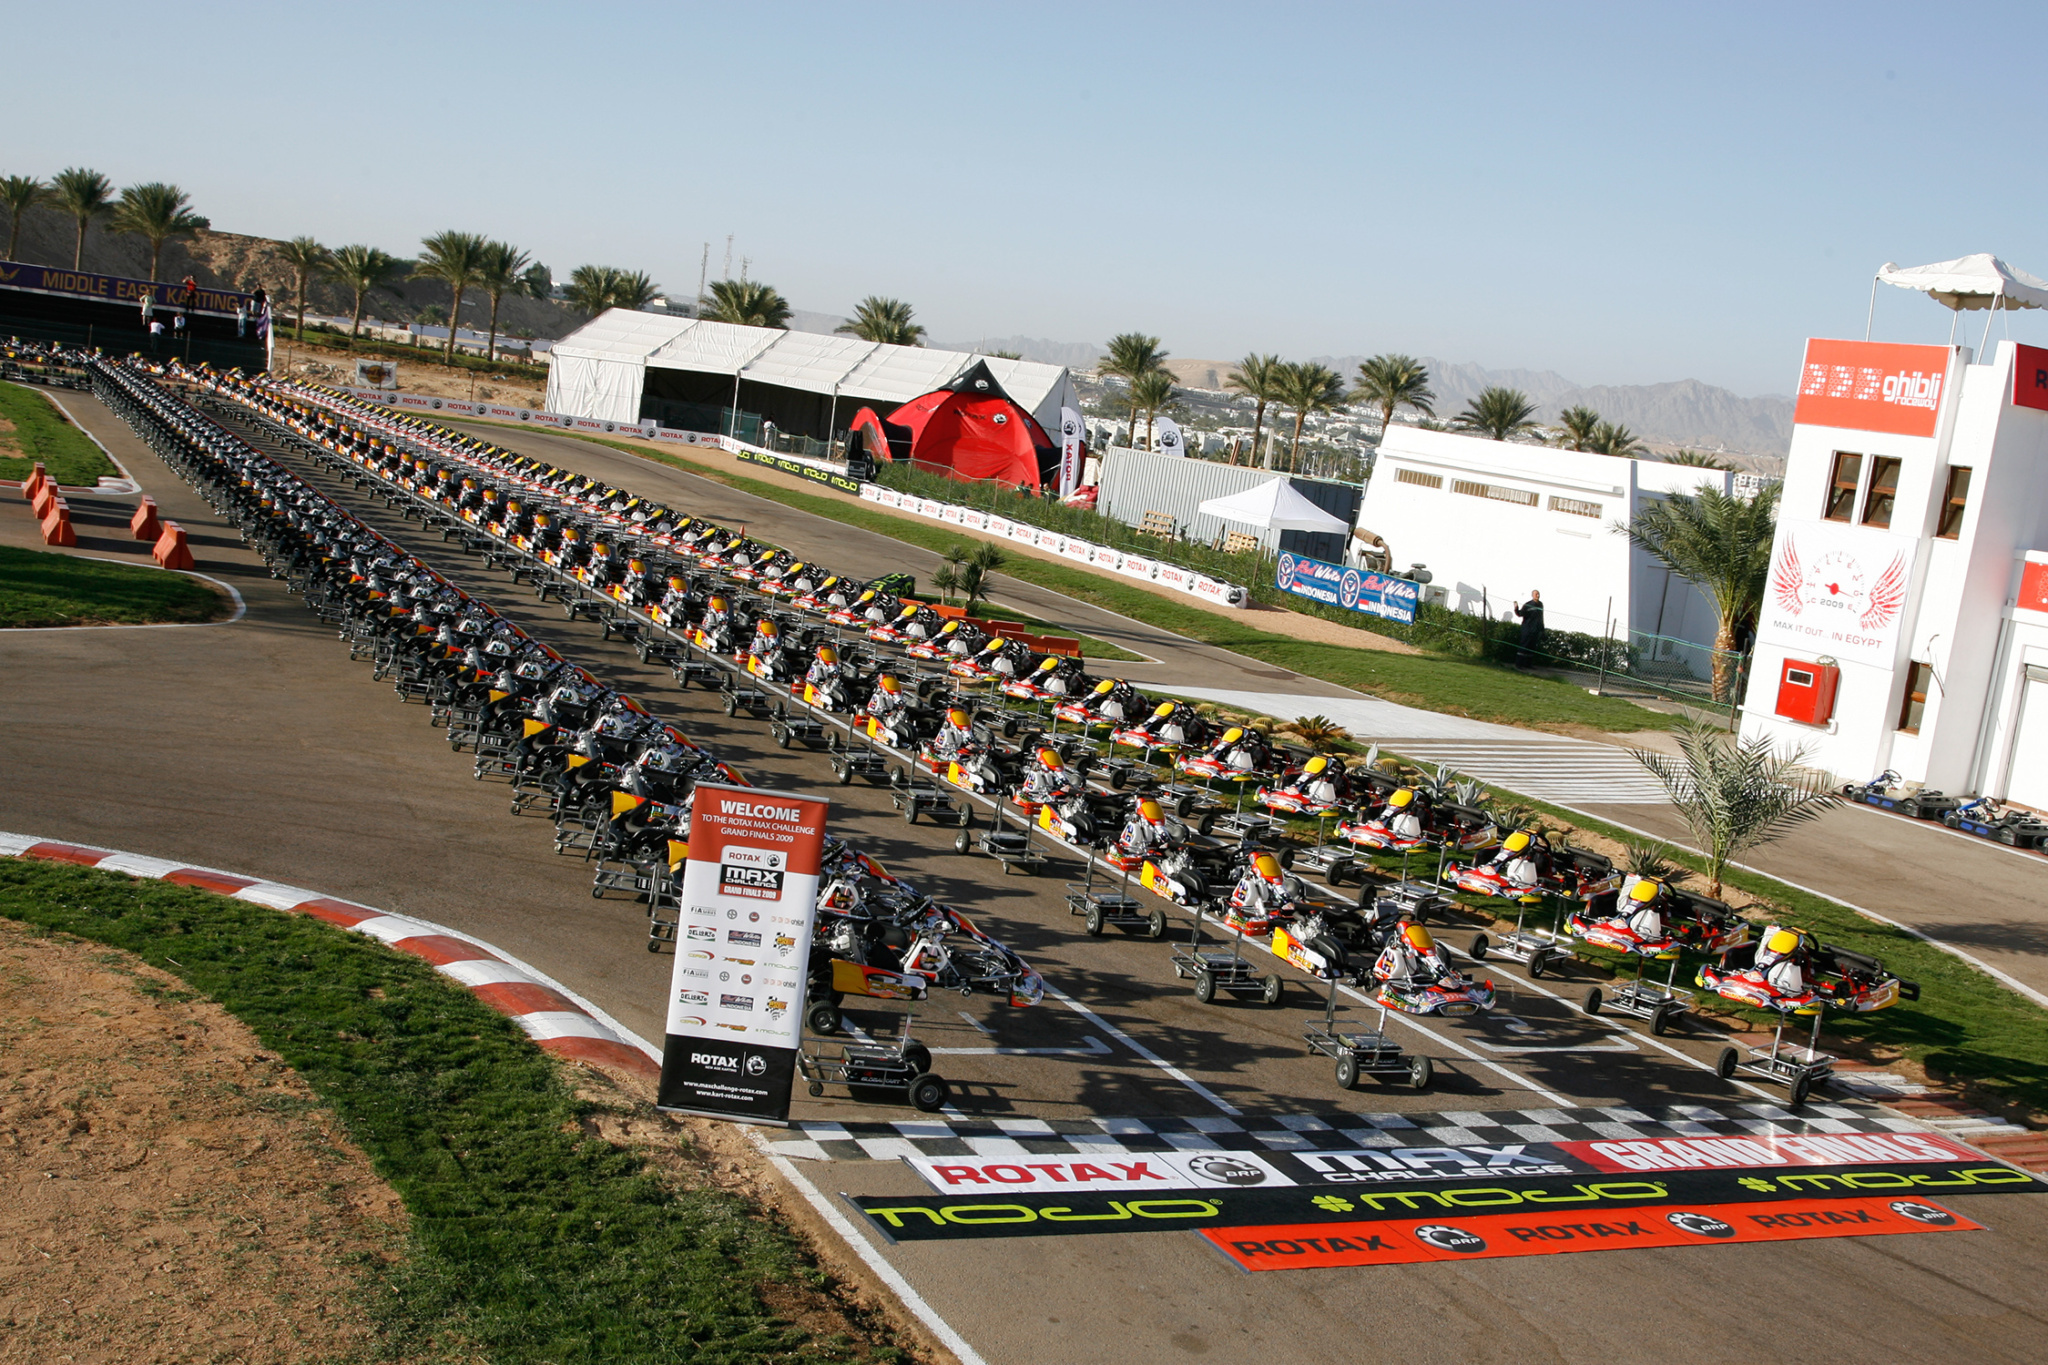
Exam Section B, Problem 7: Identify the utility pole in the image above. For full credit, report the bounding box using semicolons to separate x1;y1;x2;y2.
698;243;709;309
723;234;733;281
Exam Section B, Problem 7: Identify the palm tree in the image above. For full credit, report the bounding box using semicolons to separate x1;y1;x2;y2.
1592;421;1644;458
1630;719;1838;897
610;270;659;311
1352;354;1435;447
564;264;624;316
1;175;43;261
1555;404;1603;450
328;244;400;342
1618;482;1781;700
836;296;926;346
519;262;553;300
108;183;209;282
1130;370;1176;451
49;167;113;269
1455;386;1539;441
413;230;491;362
1276;360;1347;471
701;277;791;328
1225;353;1284;466
1099;332;1169;450
1665;450;1733;470
276;236;332;342
476;240;531;360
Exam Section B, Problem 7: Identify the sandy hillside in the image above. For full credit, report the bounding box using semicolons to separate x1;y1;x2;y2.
272;333;549;408
0;918;403;1364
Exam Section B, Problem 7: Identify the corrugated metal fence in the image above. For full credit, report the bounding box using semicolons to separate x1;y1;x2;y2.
1096;447;1360;561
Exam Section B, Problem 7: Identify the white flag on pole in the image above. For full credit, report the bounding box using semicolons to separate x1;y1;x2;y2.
1059;405;1085;497
1154;413;1188;459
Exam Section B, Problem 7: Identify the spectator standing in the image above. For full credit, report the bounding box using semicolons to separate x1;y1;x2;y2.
139;290;154;328
147;318;165;353
1514;590;1545;668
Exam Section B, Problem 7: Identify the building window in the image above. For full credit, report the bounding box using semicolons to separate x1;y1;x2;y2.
1937;466;1971;539
1548;495;1602;518
1897;660;1931;733
1861;456;1901;528
1824;451;1862;521
1395;468;1443;490
1451;479;1538;507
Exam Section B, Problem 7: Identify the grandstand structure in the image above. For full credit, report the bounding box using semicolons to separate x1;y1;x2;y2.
0;259;267;371
545;307;1079;450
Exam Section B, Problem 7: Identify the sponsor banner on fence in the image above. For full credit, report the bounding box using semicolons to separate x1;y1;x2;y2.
731;448;864;494
657;782;828;1126
1204;1197;1982;1272
354;360;398;390
852;1156;2039;1245
1275;551;1419;625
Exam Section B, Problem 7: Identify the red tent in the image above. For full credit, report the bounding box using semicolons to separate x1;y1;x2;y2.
853;361;1056;489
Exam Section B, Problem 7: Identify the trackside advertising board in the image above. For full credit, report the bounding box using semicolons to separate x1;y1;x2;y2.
1274;552;1419;625
1793;338;1953;437
657;782;827;1125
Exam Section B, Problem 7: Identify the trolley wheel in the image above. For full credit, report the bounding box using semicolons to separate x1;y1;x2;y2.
1198;811;1219;836
1146;908;1168;939
807;1001;843;1036
1788;1072;1812;1107
591;886;604;899
775;728;793;749
645;939;661;953
1335;1052;1360;1090
807;1082;825;1097
1408;1054;1433;1090
1582;986;1603;1015
1176;791;1200;818
1715;1046;1739;1079
910;1074;951;1113
723;694;739;716
1109;766;1128;790
1084;903;1106;936
1528;949;1551;979
902;1043;933;1075
1193;969;1217;1004
955;806;973;829
954;826;973;855
834;761;854;785
1326;861;1348;887
1277;846;1297;871
1469;933;1489;960
1650;1001;1679;1036
1261;974;1284;1007
1001;716;1021;738
903;803;918;825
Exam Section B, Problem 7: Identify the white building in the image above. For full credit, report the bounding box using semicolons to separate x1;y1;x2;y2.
1739;333;2048;801
1355;425;1732;645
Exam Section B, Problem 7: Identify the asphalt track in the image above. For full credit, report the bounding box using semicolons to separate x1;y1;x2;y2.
3;390;2046;1363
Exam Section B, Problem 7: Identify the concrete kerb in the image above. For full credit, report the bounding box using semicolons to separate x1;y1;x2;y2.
0;830;658;1077
2;381;142;495
0;553;249;631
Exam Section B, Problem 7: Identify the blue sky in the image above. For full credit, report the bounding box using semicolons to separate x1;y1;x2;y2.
12;1;2048;394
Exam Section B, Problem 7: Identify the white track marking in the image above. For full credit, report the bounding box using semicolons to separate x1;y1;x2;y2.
1044;984;1243;1116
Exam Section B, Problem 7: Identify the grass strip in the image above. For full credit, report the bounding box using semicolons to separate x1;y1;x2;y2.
518;431;1668;732
0;544;226;627
0;861;901;1365
0;381;120;485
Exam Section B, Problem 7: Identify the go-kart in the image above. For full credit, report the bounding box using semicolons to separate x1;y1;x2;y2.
1372;961;1496;1018
1697;929;1918;1015
1569;887;1749;956
1451;845;1619;902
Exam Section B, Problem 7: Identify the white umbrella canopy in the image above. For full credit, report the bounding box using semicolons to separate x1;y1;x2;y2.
1877;254;2048;311
1197;478;1350;533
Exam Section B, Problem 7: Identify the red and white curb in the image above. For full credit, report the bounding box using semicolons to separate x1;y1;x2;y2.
0;832;658;1081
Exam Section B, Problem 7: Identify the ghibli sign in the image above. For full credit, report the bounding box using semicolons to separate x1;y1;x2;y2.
1794;339;1953;438
1762;524;1917;666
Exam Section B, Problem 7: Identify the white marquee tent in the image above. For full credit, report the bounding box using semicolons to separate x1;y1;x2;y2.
1197;478;1351;534
544;308;1081;439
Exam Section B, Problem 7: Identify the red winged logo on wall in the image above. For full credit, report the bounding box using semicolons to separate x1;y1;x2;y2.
1771;535;1907;632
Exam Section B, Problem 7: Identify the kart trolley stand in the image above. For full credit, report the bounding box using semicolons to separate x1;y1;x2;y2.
799;1009;952;1113
1170;901;1284;1006
1066;855;1169;939
768;698;834;750
1468;894;1570;978
956;804;1046;876
891;771;970;827
1582;952;1695;1036
1305;980;1431;1091
1714;1009;1835;1107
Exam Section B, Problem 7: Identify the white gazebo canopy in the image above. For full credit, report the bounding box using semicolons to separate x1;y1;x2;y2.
1877;253;2048;311
1196;478;1350;534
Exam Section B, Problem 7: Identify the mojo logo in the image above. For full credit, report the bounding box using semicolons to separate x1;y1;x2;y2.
690;1051;738;1071
1182;1155;1272;1188
1414;1224;1486;1254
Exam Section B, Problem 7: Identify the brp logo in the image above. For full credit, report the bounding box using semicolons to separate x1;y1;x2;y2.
743;1055;767;1077
1889;1201;1957;1226
1666;1211;1736;1239
1182;1155;1270;1187
1413;1224;1486;1254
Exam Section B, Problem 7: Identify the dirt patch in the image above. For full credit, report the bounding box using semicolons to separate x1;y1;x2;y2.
273;336;548;409
0;918;404;1364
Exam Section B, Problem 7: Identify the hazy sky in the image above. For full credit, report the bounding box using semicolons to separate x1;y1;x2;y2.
12;1;2048;394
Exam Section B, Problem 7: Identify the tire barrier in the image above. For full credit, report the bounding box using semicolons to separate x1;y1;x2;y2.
0;831;659;1079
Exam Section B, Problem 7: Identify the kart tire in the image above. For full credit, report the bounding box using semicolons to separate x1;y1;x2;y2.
1199;811;1219;836
1146;909;1169;939
807;1002;843;1036
1582;986;1603;1015
1528;949;1550;979
1109;766;1128;790
1335;1053;1360;1091
1999;826;2020;846
902;1043;933;1075
1261;974;1284;1007
1085;903;1106;936
1651;1002;1679;1036
1194;970;1217;1004
1715;1046;1739;1080
1901;799;1921;819
808;1082;825;1097
1408;1054;1433;1090
955;826;974;856
1941;812;1960;829
910;1074;951;1113
1469;933;1489;960
1788;1073;1812;1107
